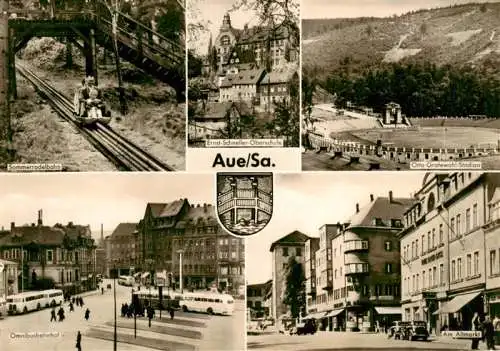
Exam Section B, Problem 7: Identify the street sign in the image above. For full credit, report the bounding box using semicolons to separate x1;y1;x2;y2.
442;330;482;339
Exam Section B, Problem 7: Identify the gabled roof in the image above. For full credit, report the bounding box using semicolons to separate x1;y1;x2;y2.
260;67;297;85
347;197;415;228
110;223;138;238
0;225;66;246
270;230;310;252
147;199;188;218
220;68;266;87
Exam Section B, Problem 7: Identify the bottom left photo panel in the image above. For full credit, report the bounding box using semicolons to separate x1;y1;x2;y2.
0;173;246;351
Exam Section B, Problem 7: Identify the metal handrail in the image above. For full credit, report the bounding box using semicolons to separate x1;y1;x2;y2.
97;17;183;65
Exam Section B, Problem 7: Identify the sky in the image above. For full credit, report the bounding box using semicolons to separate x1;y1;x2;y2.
0;173;215;240
302;0;500;19
246;172;426;284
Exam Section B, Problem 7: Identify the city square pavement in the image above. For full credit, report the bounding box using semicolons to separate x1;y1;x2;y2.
1;279;245;351
247;331;496;350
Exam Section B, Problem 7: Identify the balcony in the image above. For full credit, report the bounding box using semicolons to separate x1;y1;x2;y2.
344;240;369;253
345;263;369;276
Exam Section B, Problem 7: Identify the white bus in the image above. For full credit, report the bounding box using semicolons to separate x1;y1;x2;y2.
0;297;7;319
43;289;64;307
173;291;235;316
118;276;134;286
7;291;46;315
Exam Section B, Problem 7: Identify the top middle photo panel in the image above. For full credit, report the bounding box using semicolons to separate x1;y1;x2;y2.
302;0;500;172
187;0;300;149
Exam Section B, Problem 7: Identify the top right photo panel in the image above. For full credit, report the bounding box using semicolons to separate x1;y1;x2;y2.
301;0;500;171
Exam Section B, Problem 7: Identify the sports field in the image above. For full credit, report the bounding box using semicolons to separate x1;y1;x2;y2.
347;126;500;149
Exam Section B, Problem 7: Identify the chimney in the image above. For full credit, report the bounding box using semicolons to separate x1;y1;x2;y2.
389;191;393;203
203;204;208;213
370;194;374;202
101;223;104;243
11;222;15;230
356;203;360;213
37;209;43;226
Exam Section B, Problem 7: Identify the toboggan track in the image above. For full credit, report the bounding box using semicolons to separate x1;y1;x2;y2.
16;64;176;172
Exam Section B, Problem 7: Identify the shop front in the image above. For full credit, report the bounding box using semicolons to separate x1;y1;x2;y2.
374;306;401;332
326;308;346;331
433;290;484;332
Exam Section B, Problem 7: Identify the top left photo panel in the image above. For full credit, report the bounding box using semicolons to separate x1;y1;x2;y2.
0;0;186;172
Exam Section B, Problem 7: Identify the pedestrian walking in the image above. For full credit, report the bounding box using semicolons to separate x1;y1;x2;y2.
80;297;84;307
471;312;481;350
169;307;174;320
71;297;75;305
75;331;82;351
101;287;104;295
483;315;496;350
147;306;154;328
84;308;90;321
58;307;65;322
50;307;57;322
69;302;74;312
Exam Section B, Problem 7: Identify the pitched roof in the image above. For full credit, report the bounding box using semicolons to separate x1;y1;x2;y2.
220;68;265;87
0;225;66;246
147;199;187;218
270;230;310;252
346;196;415;228
260;67;297;85
110;223;138;238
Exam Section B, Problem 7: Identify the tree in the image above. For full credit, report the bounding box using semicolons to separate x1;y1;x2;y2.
282;256;306;319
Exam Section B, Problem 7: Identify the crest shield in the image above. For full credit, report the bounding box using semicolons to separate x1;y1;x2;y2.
216;172;273;236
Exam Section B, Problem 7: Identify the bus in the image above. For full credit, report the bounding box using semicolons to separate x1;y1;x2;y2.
7;291;46;315
173;291;235;316
0;297;7;319
118;276;134;286
43;289;64;308
131;289;180;311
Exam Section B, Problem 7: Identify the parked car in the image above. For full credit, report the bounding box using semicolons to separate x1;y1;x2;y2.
391;321;429;341
292;319;317;335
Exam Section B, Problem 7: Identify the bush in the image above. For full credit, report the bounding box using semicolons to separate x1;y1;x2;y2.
20;38;66;70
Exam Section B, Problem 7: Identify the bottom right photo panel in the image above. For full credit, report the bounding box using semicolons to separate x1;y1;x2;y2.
246;171;500;350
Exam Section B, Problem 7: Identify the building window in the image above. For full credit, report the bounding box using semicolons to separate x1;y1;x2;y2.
412;241;415;258
440;264;444;285
432;229;436;249
457;257;462;279
466;208;471;232
474;251;480;275
450;218;455;239
385;241;392;251
429;268;432;287
296;248;302;256
473;204;478;228
433;266;437;287
385;263;393;273
451;260;456;281
421;235;425;254
47;250;53;263
491;250;497;276
439;224;443;244
282;247;288;257
467;254;472;277
456;214;461;236
422;270;426;289
415;240;418;256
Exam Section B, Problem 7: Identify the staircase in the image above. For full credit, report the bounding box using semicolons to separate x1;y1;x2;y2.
93;10;185;100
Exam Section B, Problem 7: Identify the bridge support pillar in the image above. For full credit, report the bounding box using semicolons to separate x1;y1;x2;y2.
0;0;13;162
84;30;98;84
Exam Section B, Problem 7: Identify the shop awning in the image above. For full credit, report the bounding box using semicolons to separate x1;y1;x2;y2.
375;307;402;315
326;309;345;317
141;272;150;279
433;291;482;315
304;311;328;320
